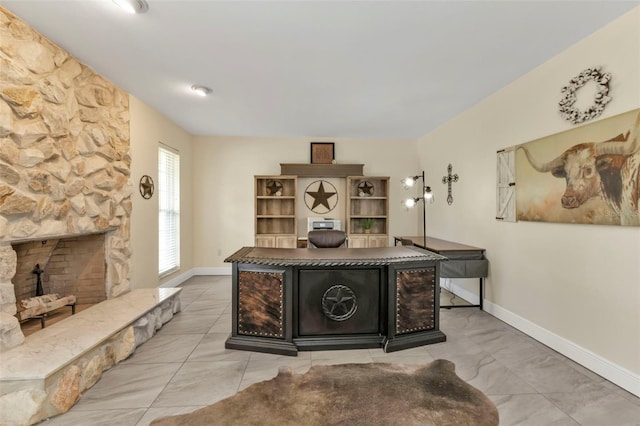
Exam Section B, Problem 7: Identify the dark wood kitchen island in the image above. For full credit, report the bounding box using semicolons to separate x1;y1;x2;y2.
224;246;447;356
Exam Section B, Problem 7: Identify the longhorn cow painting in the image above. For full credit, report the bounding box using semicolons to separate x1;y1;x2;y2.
516;109;640;226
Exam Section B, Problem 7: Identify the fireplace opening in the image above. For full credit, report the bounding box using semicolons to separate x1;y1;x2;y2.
11;234;107;336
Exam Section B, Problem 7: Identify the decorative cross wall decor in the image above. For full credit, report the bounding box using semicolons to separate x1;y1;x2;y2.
442;164;459;205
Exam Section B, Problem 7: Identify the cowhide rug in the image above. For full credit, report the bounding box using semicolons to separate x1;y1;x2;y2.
151;359;499;426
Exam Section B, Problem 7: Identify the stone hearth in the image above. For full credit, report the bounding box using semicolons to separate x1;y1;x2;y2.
0;287;182;426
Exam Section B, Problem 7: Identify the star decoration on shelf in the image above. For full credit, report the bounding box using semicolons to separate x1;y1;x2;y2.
304;180;338;213
139;175;154;199
357;180;374;197
266;180;283;196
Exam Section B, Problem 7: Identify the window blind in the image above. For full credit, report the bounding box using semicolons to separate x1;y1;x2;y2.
158;146;180;275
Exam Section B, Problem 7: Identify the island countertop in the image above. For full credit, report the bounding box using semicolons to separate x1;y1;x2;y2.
224;245;447;266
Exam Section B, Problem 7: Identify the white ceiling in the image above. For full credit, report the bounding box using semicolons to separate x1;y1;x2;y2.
1;0;638;139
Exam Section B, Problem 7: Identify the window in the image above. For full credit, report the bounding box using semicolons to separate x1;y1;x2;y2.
158;145;180;276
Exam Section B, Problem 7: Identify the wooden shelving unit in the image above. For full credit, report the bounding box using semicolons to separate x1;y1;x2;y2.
255;176;297;248
346;176;389;248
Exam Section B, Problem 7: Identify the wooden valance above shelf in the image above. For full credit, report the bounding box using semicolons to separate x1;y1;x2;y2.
280;163;364;177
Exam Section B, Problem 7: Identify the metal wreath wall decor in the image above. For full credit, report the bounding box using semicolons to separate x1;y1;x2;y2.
558;67;612;125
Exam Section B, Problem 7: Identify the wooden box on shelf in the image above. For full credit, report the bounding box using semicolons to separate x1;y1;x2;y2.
346;176;389;248
255;175;297;248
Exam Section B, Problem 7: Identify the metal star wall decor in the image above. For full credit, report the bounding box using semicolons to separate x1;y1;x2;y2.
304;180;338;214
266;180;283;196
357;180;374;197
139;175;154;199
442;164;459;205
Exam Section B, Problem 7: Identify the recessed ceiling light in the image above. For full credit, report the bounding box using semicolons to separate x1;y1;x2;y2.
113;0;149;14
191;85;212;97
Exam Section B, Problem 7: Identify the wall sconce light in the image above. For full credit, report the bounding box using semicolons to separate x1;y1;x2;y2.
401;171;433;245
113;0;149;14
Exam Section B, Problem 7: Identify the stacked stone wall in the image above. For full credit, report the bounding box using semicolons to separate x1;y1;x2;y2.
0;6;131;351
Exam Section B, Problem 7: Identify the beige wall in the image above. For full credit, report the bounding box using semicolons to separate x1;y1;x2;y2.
191;136;421;268
129;96;193;287
417;7;640;380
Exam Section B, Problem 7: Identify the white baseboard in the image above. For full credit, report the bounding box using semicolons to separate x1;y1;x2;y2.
484;300;640;398
159;269;195;288
159;266;232;288
192;266;232;276
440;278;480;305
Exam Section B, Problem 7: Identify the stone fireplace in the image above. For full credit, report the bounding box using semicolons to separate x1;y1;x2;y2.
0;9;182;425
0;5;133;351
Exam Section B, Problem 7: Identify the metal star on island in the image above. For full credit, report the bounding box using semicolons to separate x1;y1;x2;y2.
325;288;354;316
306;181;337;211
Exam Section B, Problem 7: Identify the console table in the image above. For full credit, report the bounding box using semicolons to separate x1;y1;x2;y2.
393;236;488;310
224;246;447;356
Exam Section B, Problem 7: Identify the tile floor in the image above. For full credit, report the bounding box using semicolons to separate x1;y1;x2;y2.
41;275;640;426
